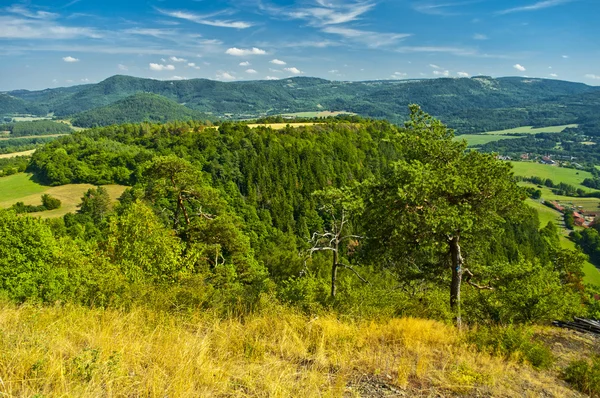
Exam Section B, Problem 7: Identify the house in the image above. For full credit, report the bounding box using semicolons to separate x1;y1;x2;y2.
520;153;529;160
541;156;556;165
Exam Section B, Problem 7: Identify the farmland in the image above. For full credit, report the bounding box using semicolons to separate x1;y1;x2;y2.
0;149;36;159
0;173;126;218
481;124;578;135
246;122;320;130
510;161;596;191
455;134;521;147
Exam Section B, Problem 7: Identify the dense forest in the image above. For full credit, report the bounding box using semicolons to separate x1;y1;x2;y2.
0;107;586;326
4;75;600;134
0;120;73;136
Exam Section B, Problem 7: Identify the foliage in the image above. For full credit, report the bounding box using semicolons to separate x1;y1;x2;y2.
467;326;555;369
564;356;600;397
0;120;73;136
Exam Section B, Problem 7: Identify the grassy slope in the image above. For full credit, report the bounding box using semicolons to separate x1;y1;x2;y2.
0;149;36;159
0;303;581;397
0;173;126;218
455;134;521;147
246;122;320;130
511;162;596;192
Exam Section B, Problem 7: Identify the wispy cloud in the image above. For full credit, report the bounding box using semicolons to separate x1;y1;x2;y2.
585;74;600;80
6;5;59;19
265;76;279;80
118;64;128;71
216;71;236;80
473;33;487;40
187;62;200;69
412;1;483;16
246;69;258;74
264;1;375;26
429;64;442;69
322;26;411;47
433;70;450;76
156;8;253;29
457;71;470;77
169;56;187;62
0;16;101;39
123;28;177;38
225;47;267;56
270;59;286;65
63;55;79;62
391;71;407;78
397;46;476;56
497;0;574;15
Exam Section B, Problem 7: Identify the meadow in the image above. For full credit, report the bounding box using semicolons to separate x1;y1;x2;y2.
455;134;522;147
482;124;578;135
0;173;126;218
246;122;321;130
0;149;36;159
511;162;596;192
0;302;584;398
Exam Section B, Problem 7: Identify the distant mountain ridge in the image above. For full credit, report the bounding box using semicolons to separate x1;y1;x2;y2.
3;75;600;132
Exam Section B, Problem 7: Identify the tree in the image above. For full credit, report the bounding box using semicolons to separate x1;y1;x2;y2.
41;194;61;210
307;185;367;299
78;186;111;222
363;105;524;326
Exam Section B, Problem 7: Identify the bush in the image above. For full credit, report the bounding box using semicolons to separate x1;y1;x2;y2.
467;326;555;370
42;194;61;210
564;356;600;397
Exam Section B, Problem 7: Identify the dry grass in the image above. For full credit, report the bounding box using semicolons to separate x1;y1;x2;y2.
0;303;581;397
0;149;36;159
246;122;320;130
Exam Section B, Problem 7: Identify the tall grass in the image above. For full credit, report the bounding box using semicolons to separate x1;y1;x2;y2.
0;302;576;397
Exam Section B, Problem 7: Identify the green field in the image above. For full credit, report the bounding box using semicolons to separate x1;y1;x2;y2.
526;199;562;227
511;162;596;192
0;173;126;218
482;124;578;135
455;134;522;147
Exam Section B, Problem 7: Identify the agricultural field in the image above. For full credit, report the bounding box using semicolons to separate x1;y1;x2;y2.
455;134;521;147
246;122;320;130
510;162;596;192
281;111;354;118
0;149;36;159
0;173;126;218
0;134;68;141
481;124;578;135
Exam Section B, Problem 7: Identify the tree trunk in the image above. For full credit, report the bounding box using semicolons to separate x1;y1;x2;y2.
449;234;464;328
331;242;339;299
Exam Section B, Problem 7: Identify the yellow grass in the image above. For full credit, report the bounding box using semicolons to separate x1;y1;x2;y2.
247;122;320;130
0;149;36;159
0;133;68;141
0;303;579;397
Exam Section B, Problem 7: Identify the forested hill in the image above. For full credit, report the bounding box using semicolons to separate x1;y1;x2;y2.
71;93;211;127
4;75;600;132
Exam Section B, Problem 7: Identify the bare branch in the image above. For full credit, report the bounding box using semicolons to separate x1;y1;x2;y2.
464;269;494;291
339;263;370;285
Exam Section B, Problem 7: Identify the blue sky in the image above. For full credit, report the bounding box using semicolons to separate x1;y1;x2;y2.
1;0;598;90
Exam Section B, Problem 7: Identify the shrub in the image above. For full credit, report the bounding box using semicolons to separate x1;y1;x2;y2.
564;356;600;397
42;194;61;210
467;326;555;370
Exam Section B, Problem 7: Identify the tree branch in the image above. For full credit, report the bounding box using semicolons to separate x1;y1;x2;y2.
339;263;370;285
464;269;494;290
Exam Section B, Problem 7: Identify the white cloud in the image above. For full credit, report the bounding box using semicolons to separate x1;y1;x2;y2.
269;68;282;73
473;33;488;40
170;75;187;80
123;28;176;38
63;56;79;62
81;78;89;82
187;62;200;70
391;71;407;78
585;74;600;80
497;0;574;15
265;1;375;26
433;70;450;77
149;63;175;71
329;69;339;73
429;64;441;69
156;9;253;29
246;69;258;74
549;73;558;78
284;67;303;75
513;64;526;72
216;71;236;80
457;71;470;77
397;46;476;56
562;55;569;59
169;56;187;62
225;47;267;56
6;5;59;19
270;59;287;65
239;61;251;66
118;64;128;71
265;76;279;80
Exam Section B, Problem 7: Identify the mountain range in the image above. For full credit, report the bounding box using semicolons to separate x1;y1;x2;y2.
2;75;600;132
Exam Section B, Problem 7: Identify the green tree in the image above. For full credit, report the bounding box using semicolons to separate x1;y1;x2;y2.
363;106;524;326
41;194;61;210
78;186;111;222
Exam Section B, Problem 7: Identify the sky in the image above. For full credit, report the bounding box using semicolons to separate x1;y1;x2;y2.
1;0;599;91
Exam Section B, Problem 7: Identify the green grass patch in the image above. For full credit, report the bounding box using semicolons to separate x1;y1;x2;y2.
511;162;596;192
526;199;562;227
0;173;46;202
455;134;522;147
482;124;578;135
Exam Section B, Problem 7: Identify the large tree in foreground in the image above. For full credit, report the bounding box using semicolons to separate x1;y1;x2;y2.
363;105;525;325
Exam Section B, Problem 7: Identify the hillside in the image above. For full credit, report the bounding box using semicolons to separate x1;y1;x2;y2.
5;75;600;132
70;93;210;127
0;94;46;117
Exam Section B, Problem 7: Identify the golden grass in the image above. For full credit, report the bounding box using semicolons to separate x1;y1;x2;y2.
247;122;320;130
0;149;36;159
0;303;579;397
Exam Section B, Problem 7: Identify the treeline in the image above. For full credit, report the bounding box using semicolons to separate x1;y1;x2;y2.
1;107;594;324
0;136;57;154
516;175;599;197
0;156;29;176
0;120;73;137
10;194;61;214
